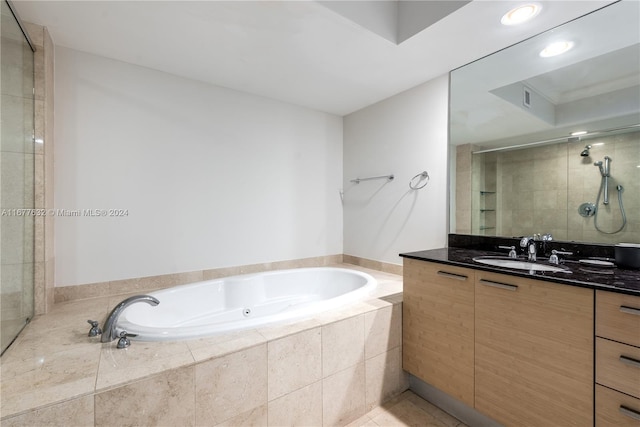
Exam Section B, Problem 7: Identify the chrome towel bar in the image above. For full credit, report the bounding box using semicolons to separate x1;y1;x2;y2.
350;174;394;184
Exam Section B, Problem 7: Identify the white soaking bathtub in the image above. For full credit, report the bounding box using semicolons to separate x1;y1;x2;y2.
116;267;377;341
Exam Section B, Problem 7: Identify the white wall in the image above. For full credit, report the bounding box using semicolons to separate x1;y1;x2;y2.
54;47;343;286
343;74;449;265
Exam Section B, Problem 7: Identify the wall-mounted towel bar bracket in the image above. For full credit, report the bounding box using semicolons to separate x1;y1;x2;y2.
350;174;394;184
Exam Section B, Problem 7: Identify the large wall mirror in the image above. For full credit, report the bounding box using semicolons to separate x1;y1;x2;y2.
449;0;640;244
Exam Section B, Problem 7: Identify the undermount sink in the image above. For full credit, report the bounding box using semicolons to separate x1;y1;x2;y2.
472;256;570;273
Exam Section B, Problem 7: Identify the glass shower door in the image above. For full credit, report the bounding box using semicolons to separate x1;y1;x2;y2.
1;0;35;354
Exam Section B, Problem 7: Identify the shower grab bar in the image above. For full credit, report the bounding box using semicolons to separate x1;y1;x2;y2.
409;171;429;190
350;174;394;184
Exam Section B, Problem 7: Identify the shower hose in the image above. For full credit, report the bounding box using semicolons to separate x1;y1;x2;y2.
594;178;627;234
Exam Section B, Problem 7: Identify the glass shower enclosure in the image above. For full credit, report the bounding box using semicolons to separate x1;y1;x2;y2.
1;0;35;354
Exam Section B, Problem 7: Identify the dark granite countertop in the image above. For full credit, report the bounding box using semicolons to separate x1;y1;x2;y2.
400;247;640;296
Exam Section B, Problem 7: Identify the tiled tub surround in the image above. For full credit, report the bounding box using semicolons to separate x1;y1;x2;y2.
0;264;407;427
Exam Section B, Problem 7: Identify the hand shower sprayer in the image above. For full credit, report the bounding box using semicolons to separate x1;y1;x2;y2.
590;155;627;234
594;156;611;177
594;156;611;204
594;160;604;177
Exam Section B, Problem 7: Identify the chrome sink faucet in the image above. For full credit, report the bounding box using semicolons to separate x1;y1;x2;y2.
520;237;537;262
499;245;517;258
101;295;160;343
549;249;573;265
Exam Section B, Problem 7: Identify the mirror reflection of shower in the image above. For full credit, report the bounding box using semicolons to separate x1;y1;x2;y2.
580;145;591;157
594;156;611;204
590;155;627;234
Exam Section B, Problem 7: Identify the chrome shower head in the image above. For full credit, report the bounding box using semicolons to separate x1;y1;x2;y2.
580;145;591;157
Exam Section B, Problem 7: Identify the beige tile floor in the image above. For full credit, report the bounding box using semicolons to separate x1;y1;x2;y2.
349;390;468;427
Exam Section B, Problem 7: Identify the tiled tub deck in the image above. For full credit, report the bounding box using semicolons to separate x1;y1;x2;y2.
0;265;407;426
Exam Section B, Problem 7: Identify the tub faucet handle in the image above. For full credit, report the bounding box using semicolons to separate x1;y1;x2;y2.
116;331;137;349
87;320;102;337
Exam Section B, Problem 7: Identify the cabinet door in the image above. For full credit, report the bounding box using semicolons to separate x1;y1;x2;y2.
403;258;474;406
475;271;594;427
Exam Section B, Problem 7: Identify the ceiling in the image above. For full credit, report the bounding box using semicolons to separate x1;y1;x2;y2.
13;0;614;116
449;0;640;147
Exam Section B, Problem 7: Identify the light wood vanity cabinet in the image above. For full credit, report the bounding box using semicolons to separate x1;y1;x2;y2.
403;258;475;406
474;271;594;427
403;258;595;426
595;290;640;426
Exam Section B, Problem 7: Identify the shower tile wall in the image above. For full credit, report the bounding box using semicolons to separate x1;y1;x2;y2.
567;131;640;243
1;3;35;351
22;22;54;315
459;131;640;244
472;152;496;236
497;143;569;239
455;145;472;234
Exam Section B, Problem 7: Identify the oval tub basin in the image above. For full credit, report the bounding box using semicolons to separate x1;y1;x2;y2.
117;267;377;341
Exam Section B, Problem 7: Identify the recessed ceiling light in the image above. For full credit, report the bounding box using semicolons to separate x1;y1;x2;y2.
571;131;587;136
501;4;541;26
540;41;574;58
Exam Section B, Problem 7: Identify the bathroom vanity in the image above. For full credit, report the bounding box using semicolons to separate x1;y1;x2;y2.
438;0;640;422
401;243;640;427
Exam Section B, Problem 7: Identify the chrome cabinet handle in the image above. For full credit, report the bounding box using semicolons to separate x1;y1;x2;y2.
436;271;468;281
620;355;640;369
620;405;640;421
620;305;640;316
479;279;518;291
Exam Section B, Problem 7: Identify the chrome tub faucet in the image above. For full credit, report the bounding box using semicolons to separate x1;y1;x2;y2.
100;295;160;343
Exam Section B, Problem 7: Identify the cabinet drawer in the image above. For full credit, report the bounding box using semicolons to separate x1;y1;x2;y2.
596;337;640;399
596;291;640;347
596;384;640;427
